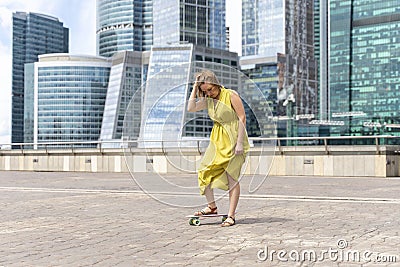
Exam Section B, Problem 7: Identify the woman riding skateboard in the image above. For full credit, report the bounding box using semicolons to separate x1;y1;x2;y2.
187;69;249;227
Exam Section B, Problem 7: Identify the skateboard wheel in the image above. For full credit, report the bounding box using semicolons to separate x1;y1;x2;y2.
193;219;200;226
222;216;228;222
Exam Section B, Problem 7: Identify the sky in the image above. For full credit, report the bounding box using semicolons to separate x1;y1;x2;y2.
0;0;242;144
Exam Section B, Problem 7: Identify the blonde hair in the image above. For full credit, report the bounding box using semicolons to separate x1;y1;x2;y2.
194;69;221;98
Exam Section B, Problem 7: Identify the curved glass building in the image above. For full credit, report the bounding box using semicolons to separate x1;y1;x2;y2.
29;54;111;147
96;0;153;57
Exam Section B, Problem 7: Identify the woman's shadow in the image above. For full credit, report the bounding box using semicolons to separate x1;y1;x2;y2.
235;216;293;225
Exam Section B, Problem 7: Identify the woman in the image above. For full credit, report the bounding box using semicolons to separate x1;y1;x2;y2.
187;69;249;227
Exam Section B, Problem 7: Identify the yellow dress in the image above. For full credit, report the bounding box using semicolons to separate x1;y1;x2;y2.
198;87;250;195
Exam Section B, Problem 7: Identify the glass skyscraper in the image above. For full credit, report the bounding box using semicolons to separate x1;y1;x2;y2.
12;12;69;144
317;0;329;120
241;0;318;138
99;51;147;142
153;0;227;50
329;0;400;137
242;0;285;57
97;0;227;57
240;61;279;136
96;0;153;57
139;44;194;146
240;0;285;121
27;54;111;147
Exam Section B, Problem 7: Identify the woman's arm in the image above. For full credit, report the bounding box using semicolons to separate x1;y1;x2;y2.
187;83;207;112
231;92;247;155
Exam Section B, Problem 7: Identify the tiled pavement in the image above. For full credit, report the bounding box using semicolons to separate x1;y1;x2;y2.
0;171;400;266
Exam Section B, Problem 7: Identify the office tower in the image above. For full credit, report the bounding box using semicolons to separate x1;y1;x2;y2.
241;0;318;138
96;0;153;57
240;60;279;136
317;0;329;120
99;51;148;143
96;0;227;57
12;12;69;144
96;0;230;68
23;63;35;145
329;0;400;137
26;54;110;147
242;0;285;57
153;0;227;50
226;26;230;51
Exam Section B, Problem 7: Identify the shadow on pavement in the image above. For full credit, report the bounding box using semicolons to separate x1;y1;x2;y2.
236;216;293;225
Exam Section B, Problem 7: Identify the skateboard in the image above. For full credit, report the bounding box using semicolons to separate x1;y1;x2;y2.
186;213;228;226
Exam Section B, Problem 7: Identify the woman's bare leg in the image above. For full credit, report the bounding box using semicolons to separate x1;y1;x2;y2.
227;174;240;218
204;185;216;209
194;185;217;215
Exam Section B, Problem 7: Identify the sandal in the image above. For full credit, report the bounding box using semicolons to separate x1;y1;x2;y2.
194;205;217;216
221;216;235;227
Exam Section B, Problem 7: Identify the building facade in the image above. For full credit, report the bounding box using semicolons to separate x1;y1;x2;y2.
96;0;153;57
240;0;318;138
152;0;227;50
316;0;329;120
329;0;400;138
12;12;69;144
242;0;285;57
26;54;111;147
240;57;279;137
97;0;228;58
99;50;149;143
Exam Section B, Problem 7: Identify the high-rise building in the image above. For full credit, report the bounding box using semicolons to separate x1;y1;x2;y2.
96;0;228;58
240;58;279;136
96;0;153;57
12;12;69;144
25;54;111;147
240;0;318;138
152;0;227;50
316;0;329;120
99;50;149;143
328;0;400;137
242;0;285;58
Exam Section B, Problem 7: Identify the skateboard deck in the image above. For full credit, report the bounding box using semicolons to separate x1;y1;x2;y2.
186;213;228;226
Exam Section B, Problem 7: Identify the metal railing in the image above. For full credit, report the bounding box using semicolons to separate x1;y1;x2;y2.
2;135;400;155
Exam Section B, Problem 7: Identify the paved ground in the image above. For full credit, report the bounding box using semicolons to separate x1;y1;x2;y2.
0;171;400;266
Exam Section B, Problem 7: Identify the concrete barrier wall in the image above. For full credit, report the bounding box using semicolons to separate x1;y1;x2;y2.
0;146;399;177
